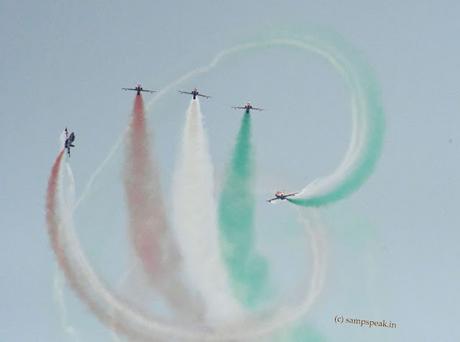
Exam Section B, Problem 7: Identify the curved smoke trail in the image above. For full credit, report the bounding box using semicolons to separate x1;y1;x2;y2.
172;99;242;324
49;29;378;339
286;37;384;206
46;148;327;341
53;160;81;342
76;30;383;211
151;31;383;208
47;150;187;341
53;271;80;341
218;112;270;308
123;94;205;322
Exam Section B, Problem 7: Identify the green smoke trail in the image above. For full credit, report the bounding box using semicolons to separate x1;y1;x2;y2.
218;112;270;308
73;27;381;339
280;30;385;207
289;74;384;206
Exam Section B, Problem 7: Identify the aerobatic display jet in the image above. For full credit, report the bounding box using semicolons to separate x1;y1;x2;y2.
64;128;75;157
232;102;263;113
122;83;156;96
179;88;210;99
267;191;298;203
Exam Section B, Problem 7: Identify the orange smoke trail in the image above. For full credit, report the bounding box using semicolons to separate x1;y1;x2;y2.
44;149;327;342
46;150;156;341
46;150;186;341
124;95;163;274
46;150;116;329
46;150;65;260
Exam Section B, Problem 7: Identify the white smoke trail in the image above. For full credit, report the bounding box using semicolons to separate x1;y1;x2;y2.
50;126;327;342
296;209;328;309
53;272;80;342
75;33;380;212
52;163;327;341
240;208;327;340
53;32;352;340
73;130;127;210
56;163;85;342
53;139;81;341
65;165;167;342
291;91;369;202
172;99;243;324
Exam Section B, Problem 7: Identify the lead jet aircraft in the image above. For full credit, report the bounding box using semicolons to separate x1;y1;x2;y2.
179;88;210;99
122;83;156;96
232;102;263;113
64;128;75;157
267;191;298;203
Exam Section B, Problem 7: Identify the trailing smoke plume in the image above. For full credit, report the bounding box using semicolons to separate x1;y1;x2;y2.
123;94;204;322
46;148;327;341
47;29;385;340
218;112;270;308
76;32;384;212
172;99;243;324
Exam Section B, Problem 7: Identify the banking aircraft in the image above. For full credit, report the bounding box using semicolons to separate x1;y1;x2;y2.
122;83;156;95
232;102;263;113
267;191;298;203
64;128;75;157
179;88;210;99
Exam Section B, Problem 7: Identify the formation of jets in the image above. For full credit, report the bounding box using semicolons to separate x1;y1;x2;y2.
63;83;295;202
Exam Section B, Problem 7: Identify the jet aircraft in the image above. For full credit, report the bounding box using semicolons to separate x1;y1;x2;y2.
179;88;210;99
64;128;75;157
232;102;263;113
122;83;156;95
267;191;298;203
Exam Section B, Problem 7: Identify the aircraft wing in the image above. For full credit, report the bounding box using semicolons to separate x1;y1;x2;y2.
285;193;298;198
267;197;278;203
122;88;137;91
142;89;157;93
179;91;192;95
252;107;264;111
197;93;210;99
232;106;245;110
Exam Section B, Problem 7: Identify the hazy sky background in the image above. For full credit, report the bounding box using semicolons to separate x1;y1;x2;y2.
1;1;459;341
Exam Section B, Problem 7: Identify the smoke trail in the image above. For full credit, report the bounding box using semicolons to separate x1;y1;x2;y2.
172;99;243;324
47;150;184;341
47;149;327;341
53;272;80;342
156;32;384;208
76;30;383;213
52;134;82;341
287;40;384;206
123;94;204;322
48;29;369;340
73;127;127;210
218;112;269;308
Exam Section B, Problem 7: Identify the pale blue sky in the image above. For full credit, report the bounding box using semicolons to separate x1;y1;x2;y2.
1;1;459;341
